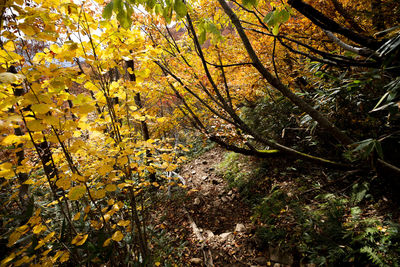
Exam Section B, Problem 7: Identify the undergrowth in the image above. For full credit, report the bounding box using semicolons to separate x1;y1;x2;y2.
217;151;400;266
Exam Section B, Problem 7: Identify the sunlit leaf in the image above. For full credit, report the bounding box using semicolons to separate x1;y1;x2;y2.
71;234;88;246
68;186;86;200
103;1;114;19
174;0;187;18
111;230;124;242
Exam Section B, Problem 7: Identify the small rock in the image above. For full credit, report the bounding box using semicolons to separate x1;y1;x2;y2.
254;257;268;265
202;160;208;165
273;264;281;267
205;230;214;238
221;196;228;202
194;197;201;205
227;190;233;196
191;170;196;175
201;175;208;180
235;223;246;233
219;232;232;241
189;258;202;265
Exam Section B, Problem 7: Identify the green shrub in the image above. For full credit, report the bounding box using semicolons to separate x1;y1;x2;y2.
253;189;400;266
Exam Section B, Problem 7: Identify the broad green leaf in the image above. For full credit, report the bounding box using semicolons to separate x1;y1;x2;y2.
206;22;219;35
199;30;206;45
242;0;257;8
277;9;290;23
266;11;278;27
263;11;274;24
353;139;373;152
113;0;122;12
154;4;162;15
174;0;187;18
146;0;156;9
102;1;114;19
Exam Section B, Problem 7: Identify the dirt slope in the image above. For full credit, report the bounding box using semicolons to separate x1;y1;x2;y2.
156;147;292;266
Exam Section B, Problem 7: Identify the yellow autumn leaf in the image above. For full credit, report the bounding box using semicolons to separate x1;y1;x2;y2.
7;228;25;247
23;179;35;185
1;252;15;266
0;72;25;84
3;41;15;51
111;231;124;242
98;164;113;176
1;134;23;145
77;104;95;114
92;189;106;199
14;255;29;266
103;238;112;247
42;115;59;126
155;262;161;266
31;103;51;114
84;205;91;213
43;231;55;242
52;251;63;263
32;224;46;234
71;234;88;246
59;251;70;263
56;178;71;190
73;212;81;221
117;220;130;227
68;186;86;200
26;120;46;132
117;156;128;166
105;184;117;192
41;249;52;256
71;173;86;182
166;164;177;172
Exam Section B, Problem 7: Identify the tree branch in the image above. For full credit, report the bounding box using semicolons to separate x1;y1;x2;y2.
287;0;381;50
217;0;355;146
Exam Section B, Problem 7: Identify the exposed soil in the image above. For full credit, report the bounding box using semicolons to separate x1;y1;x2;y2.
155;148;292;266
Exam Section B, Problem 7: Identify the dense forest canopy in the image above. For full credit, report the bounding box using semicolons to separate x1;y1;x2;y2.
0;0;399;266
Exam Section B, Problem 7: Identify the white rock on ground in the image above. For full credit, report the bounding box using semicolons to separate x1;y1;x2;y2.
189;258;202;265
219;232;232;242
235;223;246;233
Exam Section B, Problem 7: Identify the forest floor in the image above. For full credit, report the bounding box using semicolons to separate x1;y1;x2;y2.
154;147;293;267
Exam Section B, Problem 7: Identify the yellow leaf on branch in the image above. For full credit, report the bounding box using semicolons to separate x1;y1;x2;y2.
71;233;88;246
111;231;124;242
68;186;86;200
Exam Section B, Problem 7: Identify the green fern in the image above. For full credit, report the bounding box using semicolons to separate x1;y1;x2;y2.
360;246;387;267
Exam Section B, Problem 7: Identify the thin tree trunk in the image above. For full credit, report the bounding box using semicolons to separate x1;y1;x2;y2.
125;59;155;182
